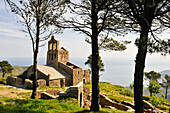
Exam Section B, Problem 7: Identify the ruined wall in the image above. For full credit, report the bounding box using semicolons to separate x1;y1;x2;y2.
49;79;65;87
59;82;83;107
24;79;46;89
83;70;91;83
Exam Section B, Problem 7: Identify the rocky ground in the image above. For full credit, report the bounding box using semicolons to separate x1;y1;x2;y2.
0;84;32;99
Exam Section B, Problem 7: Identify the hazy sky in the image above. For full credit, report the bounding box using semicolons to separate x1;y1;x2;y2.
1;0;170;75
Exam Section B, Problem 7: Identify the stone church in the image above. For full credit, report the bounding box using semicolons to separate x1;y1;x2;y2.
18;36;90;88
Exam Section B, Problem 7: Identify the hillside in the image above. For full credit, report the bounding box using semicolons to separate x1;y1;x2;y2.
0;66;28;77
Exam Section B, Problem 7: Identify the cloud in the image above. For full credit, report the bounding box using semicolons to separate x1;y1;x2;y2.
0;22;26;39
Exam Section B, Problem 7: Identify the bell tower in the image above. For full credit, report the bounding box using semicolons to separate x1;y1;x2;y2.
47;36;59;68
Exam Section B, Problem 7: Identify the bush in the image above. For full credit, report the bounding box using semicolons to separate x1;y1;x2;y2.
149;95;165;107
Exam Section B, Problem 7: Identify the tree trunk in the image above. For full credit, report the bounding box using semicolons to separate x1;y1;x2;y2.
150;92;152;97
31;1;40;99
134;27;149;113
165;86;168;99
2;72;5;78
90;0;100;112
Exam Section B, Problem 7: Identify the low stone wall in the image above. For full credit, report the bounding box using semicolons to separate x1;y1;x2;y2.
49;79;65;88
59;82;83;107
49;79;60;87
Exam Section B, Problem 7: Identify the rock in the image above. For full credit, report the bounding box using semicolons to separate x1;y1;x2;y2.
121;101;135;109
41;92;57;99
99;94;134;111
104;106;116;110
83;86;91;109
6;76;17;86
16;77;23;87
24;79;33;89
0;101;6;105
143;100;155;110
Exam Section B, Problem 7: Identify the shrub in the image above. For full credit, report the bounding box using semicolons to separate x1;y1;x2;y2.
149;95;165;107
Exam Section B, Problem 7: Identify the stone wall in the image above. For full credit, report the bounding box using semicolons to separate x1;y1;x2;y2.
73;69;83;86
83;70;90;83
37;79;46;88
59;82;83;107
49;79;65;87
58;49;69;63
58;62;73;86
37;71;49;86
58;62;73;76
24;79;47;89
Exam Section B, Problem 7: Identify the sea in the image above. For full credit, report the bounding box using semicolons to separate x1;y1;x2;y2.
2;56;170;87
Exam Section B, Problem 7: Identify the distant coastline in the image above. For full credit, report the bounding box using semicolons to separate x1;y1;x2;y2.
0;57;170;87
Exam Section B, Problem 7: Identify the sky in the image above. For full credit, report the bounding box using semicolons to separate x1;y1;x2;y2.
1;0;170;86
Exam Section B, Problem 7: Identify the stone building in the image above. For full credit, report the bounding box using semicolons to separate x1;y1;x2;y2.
18;36;90;88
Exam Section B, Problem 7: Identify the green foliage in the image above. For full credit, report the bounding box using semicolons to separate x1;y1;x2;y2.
0;60;13;77
160;74;170;99
0;77;7;84
85;54;104;74
100;38;131;51
147;81;162;97
129;81;134;91
144;71;161;82
107;94;134;103
149;95;165;107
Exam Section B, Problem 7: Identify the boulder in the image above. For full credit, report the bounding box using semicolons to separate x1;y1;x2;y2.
121;101;135;109
83;86;91;108
143;100;155;110
104;106;116;110
16;77;23;87
24;79;33;89
41;92;57;99
99;94;134;111
6;76;17;86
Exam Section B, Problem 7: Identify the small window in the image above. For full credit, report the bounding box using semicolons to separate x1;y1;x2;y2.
51;53;53;60
60;79;63;88
77;71;79;74
83;70;86;76
83;78;85;83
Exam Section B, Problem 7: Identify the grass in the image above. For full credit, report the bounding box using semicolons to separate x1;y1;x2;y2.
0;97;130;113
84;82;133;97
39;86;66;92
0;77;7;84
0;98;83;113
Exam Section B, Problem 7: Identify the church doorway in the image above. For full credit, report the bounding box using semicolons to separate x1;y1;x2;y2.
60;79;63;88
